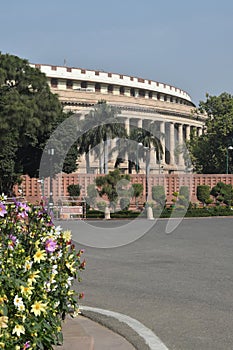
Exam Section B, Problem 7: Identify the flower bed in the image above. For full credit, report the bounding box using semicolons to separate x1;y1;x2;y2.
0;196;85;349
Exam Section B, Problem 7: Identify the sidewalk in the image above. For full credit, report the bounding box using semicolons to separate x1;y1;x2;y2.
54;314;135;350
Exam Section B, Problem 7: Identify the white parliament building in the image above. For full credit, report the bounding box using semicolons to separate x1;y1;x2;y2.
31;63;206;175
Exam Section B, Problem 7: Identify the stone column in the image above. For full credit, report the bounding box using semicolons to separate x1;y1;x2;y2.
159;121;166;164
178;123;184;166
186;125;191;141
197;127;202;137
124;118;130;135
137;119;142;129
169;122;175;165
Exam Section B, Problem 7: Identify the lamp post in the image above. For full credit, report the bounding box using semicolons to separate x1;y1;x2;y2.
136;142;143;173
226;146;233;174
48;148;54;212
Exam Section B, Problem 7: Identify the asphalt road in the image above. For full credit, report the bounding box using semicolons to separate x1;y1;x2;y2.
58;217;233;350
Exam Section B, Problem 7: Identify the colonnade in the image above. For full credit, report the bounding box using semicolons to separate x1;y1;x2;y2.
121;117;203;173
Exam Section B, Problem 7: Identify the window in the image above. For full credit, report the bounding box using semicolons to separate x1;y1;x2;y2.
130;88;135;97
51;66;57;71
108;85;113;93
119;74;123;79
148;80;151;85
120;86;125;95
108;73;112;77
51;78;58;88
66;67;72;72
139;89;145;97
138;78;145;83
148;91;153;99
81;69;86;74
164;95;167;101
66;80;73;89
157;93;160;100
81;81;87;89
95;71;99;76
130;77;134;81
95;83;101;92
35;64;41;69
170;96;173;102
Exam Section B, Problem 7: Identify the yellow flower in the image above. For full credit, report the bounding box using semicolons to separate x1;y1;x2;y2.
65;261;76;273
24;260;33;271
63;230;72;242
0;316;8;329
33;249;46;263
20;285;34;297
0;342;5;348
28;270;40;284
12;324;25;337
31;301;47;316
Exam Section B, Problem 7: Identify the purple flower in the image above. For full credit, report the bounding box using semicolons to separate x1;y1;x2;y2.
8;234;17;250
45;239;57;253
16;202;30;218
0;203;7;217
23;341;30;350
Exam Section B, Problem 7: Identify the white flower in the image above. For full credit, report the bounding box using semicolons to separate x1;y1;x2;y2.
65;276;74;288
14;295;24;308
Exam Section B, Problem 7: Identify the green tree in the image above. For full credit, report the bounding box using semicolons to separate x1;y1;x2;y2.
95;169;130;209
67;184;81;197
0;53;77;194
178;186;190;207
210;182;233;206
86;184;98;208
196;185;211;206
189;93;233;173
152;185;166;208
78;101;126;174
132;183;143;205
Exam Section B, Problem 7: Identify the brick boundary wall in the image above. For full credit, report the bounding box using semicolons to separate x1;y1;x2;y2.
14;173;233;205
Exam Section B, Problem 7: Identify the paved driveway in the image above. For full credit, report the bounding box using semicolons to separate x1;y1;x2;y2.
58;217;233;350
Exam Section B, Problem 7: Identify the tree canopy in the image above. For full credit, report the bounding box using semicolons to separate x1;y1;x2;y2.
0;53;77;194
189;92;233;174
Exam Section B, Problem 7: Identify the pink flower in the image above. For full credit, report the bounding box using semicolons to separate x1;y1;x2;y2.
23;341;30;349
16;202;30;218
45;239;57;253
0;203;7;217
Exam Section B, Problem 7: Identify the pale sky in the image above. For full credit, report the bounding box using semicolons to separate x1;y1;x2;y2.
1;0;233;105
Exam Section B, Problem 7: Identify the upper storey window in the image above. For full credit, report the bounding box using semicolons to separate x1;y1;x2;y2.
66;80;73;89
95;71;99;76
138;78;144;83
148;91;153;99
81;69;86;74
51;78;58;88
66;67;72;72
108;73;112;77
51;66;57;71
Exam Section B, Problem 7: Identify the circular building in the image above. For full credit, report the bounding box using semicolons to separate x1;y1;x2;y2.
31;63;205;174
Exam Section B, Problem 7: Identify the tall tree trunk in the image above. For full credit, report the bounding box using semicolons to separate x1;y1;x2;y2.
99;142;104;174
85;152;90;173
104;139;109;174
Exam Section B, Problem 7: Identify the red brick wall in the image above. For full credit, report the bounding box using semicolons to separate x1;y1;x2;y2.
14;173;233;205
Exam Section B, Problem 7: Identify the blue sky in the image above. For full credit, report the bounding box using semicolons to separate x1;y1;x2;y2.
0;0;233;104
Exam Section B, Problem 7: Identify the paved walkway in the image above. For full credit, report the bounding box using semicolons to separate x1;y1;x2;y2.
53;315;135;350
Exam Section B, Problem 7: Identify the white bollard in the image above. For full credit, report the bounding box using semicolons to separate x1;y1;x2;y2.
147;206;154;220
104;206;111;220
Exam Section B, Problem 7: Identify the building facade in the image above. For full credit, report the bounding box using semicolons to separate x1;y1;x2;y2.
31;63;206;174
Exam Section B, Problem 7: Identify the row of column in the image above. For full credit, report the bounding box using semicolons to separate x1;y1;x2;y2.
124;118;203;168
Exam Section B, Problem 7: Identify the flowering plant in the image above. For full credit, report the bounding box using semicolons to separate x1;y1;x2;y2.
0;196;85;349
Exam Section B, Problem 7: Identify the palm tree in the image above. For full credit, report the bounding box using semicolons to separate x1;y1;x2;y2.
78;101;127;174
